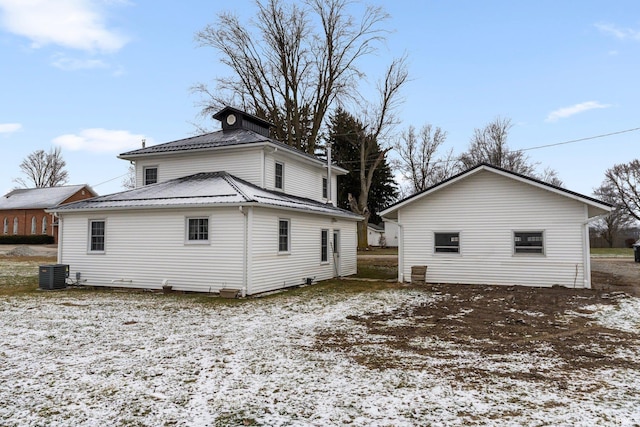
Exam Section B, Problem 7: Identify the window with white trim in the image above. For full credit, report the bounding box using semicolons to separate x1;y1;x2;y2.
31;217;36;234
42;216;48;234
3;217;7;234
321;229;329;262
275;162;284;190
187;217;209;242
278;219;290;253
13;218;18;235
434;232;459;253
514;231;544;255
144;166;158;185
89;220;105;252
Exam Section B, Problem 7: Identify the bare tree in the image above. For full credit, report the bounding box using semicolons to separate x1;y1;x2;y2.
14;147;69;188
459;117;537;176
194;0;393;154
122;164;136;190
592;181;634;247
459;116;564;186
605;159;640;221
538;167;564;187
394;123;458;194
347;57;408;249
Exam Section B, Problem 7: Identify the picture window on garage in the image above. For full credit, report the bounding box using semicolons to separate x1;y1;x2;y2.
434;232;459;253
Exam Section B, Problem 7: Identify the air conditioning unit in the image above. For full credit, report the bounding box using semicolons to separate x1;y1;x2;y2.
39;264;69;290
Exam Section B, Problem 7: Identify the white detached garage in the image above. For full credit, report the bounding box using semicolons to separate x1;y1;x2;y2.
380;164;611;289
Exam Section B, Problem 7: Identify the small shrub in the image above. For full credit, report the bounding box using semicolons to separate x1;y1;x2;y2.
0;235;54;245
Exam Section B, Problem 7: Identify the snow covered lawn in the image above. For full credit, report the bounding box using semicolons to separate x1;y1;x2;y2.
1;285;639;426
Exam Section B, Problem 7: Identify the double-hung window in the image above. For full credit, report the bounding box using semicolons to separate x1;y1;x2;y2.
514;231;544;255
275;162;284;190
321;229;329;262
322;178;328;199
144;167;158;185
89;220;106;252
187;217;209;243
278;219;290;253
434;232;460;253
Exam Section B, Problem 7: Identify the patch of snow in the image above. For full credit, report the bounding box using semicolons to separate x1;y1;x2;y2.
0;290;638;426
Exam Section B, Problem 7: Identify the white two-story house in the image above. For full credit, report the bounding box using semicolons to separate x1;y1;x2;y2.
51;107;361;295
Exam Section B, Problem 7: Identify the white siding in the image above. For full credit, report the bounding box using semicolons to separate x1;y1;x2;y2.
383;222;399;247
249;208;357;295
399;170;590;288
264;152;339;204
59;208;244;292
135;148;263;187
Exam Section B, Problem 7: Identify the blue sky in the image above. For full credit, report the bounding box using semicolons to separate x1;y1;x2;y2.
0;0;638;198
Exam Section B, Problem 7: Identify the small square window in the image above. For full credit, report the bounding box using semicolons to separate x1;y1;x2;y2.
187;218;209;242
434;232;459;253
279;219;290;252
89;220;105;252
275;162;284;190
144;167;158;185
514;231;544;254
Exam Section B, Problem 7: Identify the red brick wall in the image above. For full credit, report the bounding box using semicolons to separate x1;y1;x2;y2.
0;187;95;243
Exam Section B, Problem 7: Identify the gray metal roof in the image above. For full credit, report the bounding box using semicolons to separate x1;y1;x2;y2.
51;172;361;219
0;185;94;210
119;128;271;157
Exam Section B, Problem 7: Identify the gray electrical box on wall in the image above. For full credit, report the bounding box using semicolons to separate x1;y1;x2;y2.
38;264;69;290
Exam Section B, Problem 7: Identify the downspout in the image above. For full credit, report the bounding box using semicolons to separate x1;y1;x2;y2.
239;206;248;297
327;142;332;205
385;218;404;282
56;214;63;264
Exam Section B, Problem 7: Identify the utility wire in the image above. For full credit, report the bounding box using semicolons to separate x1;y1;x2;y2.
90;126;640;187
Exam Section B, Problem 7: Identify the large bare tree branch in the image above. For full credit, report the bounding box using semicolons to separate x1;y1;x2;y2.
194;0;392;154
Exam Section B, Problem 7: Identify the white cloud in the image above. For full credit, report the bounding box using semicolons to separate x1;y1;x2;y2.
0;122;21;133
0;0;128;53
595;23;640;41
51;54;109;70
53;129;151;153
545;101;611;123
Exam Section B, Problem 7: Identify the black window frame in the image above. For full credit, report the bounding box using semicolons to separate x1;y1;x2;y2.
144;166;158;185
434;232;460;254
89;220;106;253
514;231;544;255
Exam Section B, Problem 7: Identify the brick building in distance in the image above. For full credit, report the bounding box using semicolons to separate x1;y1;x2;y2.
0;185;97;243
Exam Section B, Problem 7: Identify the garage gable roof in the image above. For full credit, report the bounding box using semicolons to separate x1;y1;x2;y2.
380;163;612;219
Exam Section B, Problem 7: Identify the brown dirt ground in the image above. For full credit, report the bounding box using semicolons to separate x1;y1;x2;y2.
317;258;640;384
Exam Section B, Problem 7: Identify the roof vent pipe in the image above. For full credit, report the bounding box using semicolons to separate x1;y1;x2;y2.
141;138;146;148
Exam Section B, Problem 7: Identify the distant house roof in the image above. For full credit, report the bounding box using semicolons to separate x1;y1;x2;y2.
50;172;362;220
118;106;348;174
368;223;384;232
0;185;96;210
380;163;613;219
